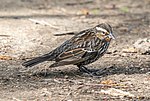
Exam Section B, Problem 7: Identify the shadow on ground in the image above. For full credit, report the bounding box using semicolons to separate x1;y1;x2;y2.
32;65;150;78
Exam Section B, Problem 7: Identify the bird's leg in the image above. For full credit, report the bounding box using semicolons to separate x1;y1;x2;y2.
78;65;99;76
78;65;91;74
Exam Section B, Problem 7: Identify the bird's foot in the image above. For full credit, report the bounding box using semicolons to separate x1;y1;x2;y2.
79;66;101;77
78;65;115;77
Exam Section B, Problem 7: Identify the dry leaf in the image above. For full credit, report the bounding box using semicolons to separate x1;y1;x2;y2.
0;55;12;60
120;7;129;13
81;9;89;15
100;88;135;98
122;47;138;53
101;80;115;85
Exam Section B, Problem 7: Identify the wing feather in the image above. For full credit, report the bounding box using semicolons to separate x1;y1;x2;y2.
49;49;96;67
55;48;86;62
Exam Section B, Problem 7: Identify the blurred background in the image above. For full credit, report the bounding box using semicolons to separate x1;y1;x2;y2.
0;0;149;58
0;0;150;101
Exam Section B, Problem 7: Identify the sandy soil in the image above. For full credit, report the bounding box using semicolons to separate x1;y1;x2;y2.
0;0;150;101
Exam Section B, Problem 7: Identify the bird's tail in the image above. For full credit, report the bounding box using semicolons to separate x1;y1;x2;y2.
22;53;53;67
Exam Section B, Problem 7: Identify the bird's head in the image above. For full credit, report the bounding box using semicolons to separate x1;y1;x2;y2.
94;23;115;41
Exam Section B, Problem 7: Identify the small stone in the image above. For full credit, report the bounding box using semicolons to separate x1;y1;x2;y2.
134;38;150;54
122;47;138;53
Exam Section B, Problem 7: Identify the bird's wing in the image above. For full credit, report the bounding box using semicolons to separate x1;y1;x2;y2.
56;48;86;61
50;48;87;67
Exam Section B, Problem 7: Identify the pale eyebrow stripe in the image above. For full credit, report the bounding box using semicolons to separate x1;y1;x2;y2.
96;27;107;33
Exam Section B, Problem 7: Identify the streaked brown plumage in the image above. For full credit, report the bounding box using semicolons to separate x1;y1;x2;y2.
22;23;115;75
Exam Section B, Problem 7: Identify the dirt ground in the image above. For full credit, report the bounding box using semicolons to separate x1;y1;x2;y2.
0;0;150;101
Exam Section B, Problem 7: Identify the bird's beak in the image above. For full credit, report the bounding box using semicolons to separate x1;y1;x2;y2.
109;33;115;39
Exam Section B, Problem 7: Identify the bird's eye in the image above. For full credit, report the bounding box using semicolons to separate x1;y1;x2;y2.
101;31;109;36
101;32;105;35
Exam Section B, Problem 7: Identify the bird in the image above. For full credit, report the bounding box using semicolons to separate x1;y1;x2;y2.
22;23;115;75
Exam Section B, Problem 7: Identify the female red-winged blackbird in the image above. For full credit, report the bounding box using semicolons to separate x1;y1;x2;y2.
22;23;115;75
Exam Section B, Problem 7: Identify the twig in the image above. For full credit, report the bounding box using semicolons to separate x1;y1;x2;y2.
66;1;93;6
0;35;10;37
54;32;77;36
53;79;63;84
84;83;129;88
12;97;22;101
29;18;59;29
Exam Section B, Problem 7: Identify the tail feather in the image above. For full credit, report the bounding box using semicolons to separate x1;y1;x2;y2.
22;54;51;67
